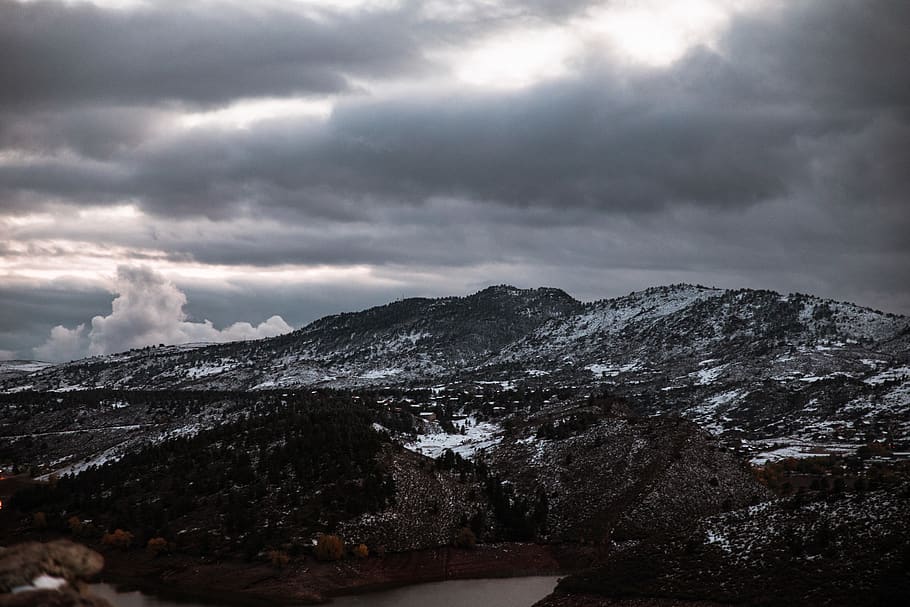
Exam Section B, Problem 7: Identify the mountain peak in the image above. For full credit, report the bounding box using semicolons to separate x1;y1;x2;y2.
470;284;576;301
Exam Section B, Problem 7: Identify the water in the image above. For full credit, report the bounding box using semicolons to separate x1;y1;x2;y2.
92;575;561;607
92;584;210;607
330;576;561;607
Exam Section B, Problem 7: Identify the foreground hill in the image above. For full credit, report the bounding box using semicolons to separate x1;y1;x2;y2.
3;284;908;451
7;392;763;560
539;483;910;607
6;390;904;606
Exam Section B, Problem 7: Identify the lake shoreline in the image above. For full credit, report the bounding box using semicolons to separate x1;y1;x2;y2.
98;542;589;606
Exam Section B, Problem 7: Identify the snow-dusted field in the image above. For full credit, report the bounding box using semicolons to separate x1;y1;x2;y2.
404;416;502;459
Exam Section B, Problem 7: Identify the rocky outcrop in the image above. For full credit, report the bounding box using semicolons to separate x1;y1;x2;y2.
488;408;769;543
339;447;494;552
0;541;111;607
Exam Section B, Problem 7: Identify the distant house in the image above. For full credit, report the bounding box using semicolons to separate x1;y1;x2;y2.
419;411;437;422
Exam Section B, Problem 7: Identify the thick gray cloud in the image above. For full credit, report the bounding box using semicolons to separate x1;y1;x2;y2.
4;0;907;219
0;105;173;161
1;0;908;360
0;0;432;108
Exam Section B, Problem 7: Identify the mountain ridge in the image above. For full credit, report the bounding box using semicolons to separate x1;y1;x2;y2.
2;283;908;455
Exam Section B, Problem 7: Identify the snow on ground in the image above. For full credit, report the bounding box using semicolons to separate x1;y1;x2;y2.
516;433;549;463
7;424;147;438
185;362;238;379
746;437;862;466
684;389;744;434
37;443;127;480
860;358;887;368
707;389;743;408
749;447;833;466
154;423;203;442
359;368;402;380
864;366;910;385
798;372;853;383
692;363;727;385
397;331;430;346
404;416;502;459
585;361;641;377
475;380;517;390
704;528;733;553
49;384;91;392
3;384;35;393
0;360;55;374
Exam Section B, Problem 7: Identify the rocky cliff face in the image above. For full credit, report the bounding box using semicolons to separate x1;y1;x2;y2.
487;403;769;544
336;404;771;553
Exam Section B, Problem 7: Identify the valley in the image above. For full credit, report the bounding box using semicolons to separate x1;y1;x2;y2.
1;284;908;606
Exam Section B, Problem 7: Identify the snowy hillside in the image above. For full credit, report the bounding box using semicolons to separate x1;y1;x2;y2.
2;284;908;452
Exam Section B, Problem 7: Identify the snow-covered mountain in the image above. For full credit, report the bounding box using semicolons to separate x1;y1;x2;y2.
4;284;909;448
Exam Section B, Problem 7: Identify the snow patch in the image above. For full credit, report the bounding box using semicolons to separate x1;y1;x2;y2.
359;368;402;380
585;361;641;377
864;366;910;385
404;416;502;459
692;363;727;385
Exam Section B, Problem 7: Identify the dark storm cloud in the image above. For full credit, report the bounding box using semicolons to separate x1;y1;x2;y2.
0;0;599;114
0;68;822;217
720;0;910;110
0;105;172;160
4;0;907;222
0;0;432;109
300;0;909;214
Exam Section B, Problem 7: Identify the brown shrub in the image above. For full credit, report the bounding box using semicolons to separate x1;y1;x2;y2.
102;528;134;550
268;549;290;568
147;537;169;556
454;527;476;549
32;512;47;530
67;516;83;535
314;534;344;561
353;543;369;559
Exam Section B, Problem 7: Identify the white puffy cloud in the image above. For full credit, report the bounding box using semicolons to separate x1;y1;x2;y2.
33;324;89;362
32;266;292;361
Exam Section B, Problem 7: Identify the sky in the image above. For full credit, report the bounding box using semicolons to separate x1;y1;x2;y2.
1;0;908;361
